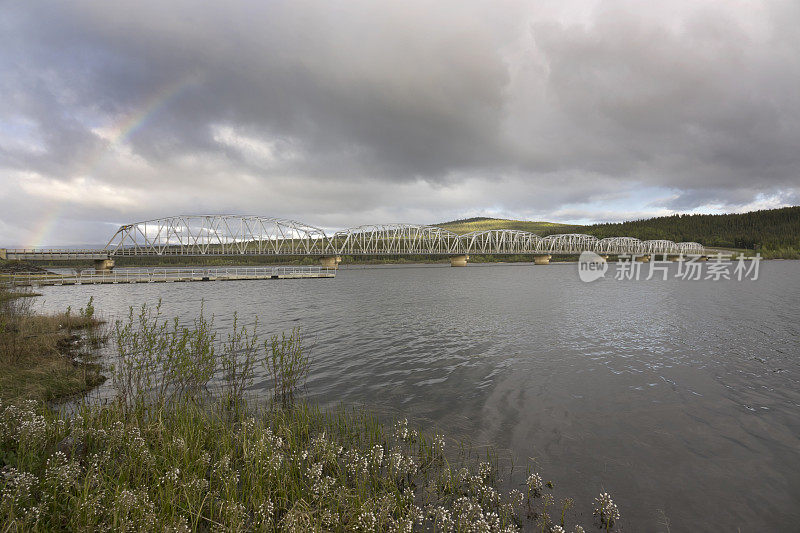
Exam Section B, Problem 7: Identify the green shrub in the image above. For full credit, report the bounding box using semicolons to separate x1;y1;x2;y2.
265;328;310;408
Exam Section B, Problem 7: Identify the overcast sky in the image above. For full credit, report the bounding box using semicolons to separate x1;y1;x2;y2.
1;0;798;246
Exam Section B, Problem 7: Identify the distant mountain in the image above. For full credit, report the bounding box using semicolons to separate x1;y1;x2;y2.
438;206;800;258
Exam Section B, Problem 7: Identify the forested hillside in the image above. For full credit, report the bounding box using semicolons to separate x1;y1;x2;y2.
439;207;800;258
586;207;800;250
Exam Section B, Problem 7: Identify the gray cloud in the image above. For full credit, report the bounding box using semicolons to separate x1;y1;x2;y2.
0;0;798;245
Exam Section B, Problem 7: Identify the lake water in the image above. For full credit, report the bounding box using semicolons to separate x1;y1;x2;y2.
35;260;800;531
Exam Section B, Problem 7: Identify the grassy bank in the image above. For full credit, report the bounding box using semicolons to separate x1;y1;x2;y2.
1;301;620;531
0;259;53;275
0;290;41;303
758;246;800;259
0;288;106;404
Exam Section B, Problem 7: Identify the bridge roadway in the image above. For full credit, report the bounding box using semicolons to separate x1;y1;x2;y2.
1;214;706;269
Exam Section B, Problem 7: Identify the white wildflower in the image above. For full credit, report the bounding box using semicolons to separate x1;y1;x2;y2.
1;468;39;507
255;500;274;526
44;451;81;491
371;444;384;467
508;489;524;507
593;492;620;527
478;461;493;481
321;508;338;527
356;510;377;531
308;462;323;480
526;473;543;497
164;468;180;483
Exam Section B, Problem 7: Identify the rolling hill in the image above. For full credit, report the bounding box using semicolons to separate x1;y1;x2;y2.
436;217;581;235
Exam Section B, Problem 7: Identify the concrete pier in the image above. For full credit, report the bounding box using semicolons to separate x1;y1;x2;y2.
450;255;469;267
635;254;651;263
534;254;552;265
94;258;115;272
319;255;342;269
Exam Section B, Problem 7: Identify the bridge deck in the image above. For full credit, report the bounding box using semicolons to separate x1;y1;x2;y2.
0;267;335;287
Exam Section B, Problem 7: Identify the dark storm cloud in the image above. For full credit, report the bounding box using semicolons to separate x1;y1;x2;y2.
5;0;513;178
0;0;798;245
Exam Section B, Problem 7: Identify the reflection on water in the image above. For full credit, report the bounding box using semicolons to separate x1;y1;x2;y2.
36;261;800;531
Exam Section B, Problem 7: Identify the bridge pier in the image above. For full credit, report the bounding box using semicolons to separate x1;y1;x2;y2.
534;254;551;265
319;255;342;269
94;258;115;272
635;254;651;263
450;255;469;267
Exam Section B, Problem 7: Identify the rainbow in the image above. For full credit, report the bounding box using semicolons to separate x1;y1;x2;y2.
104;72;203;147
27;72;203;248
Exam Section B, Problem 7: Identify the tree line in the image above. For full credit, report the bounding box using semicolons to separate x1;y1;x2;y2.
583;206;800;251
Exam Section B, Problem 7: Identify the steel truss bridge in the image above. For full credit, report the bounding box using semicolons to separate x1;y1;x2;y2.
2;214;705;262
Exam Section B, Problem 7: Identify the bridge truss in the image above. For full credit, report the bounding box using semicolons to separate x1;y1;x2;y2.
105;215;330;256
97;216;707;258
459;230;538;254
331;224;463;256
